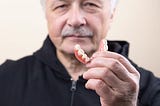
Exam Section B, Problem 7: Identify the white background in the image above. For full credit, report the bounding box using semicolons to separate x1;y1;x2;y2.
0;0;160;76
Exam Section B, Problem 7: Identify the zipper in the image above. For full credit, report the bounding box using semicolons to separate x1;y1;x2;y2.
70;79;77;106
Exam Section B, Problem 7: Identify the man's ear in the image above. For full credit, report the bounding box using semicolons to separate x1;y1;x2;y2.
110;7;116;22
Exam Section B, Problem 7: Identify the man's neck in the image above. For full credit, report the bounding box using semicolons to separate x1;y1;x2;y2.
57;50;88;80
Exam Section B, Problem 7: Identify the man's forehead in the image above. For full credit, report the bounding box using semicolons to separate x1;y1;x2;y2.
50;0;104;2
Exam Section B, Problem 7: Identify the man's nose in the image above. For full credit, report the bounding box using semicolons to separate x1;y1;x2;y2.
67;7;86;27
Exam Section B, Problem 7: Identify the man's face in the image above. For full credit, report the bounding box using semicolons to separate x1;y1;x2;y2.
45;0;114;55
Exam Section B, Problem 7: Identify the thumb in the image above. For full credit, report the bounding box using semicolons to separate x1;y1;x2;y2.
98;39;108;52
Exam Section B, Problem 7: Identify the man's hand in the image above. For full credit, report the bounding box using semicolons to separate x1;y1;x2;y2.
83;51;140;106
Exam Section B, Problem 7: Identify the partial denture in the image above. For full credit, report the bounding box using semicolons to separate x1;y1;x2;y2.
74;39;108;64
74;44;90;64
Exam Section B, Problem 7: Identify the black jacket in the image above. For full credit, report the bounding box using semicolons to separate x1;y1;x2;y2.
0;36;160;106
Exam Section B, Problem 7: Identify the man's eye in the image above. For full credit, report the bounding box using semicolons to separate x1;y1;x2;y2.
83;2;99;8
82;2;100;13
54;4;68;10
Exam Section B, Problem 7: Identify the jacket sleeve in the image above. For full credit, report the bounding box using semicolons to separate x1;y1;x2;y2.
130;60;160;106
138;67;160;106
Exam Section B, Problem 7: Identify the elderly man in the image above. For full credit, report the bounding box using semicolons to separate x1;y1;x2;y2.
0;0;160;106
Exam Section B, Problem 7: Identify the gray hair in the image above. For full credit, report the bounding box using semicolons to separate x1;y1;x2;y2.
40;0;118;12
40;0;45;10
111;0;118;11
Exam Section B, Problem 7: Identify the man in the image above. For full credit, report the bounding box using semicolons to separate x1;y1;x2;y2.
0;0;159;106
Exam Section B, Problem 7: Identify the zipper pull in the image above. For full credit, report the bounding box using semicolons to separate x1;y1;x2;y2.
70;79;77;106
70;79;77;91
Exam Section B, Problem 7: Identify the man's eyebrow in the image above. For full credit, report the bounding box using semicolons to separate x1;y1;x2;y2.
53;0;67;1
51;0;68;4
50;0;67;7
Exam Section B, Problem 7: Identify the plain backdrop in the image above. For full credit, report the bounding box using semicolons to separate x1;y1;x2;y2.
0;0;160;76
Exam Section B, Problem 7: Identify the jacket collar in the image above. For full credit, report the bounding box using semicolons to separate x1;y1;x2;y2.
34;36;130;79
34;36;70;80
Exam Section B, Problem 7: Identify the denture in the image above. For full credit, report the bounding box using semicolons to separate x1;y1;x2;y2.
74;39;108;64
74;44;90;64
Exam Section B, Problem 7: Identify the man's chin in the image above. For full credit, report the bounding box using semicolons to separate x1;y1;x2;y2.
60;47;75;55
60;40;96;56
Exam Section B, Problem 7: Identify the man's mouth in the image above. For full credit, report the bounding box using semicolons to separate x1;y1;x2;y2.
63;34;92;38
63;35;92;43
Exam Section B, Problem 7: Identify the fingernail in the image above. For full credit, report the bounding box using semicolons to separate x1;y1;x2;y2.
83;73;87;79
92;53;96;58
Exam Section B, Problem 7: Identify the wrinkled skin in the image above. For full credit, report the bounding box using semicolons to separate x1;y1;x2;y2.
83;51;140;106
45;0;140;106
45;0;112;55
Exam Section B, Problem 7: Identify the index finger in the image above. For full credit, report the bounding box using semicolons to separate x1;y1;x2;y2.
91;51;139;75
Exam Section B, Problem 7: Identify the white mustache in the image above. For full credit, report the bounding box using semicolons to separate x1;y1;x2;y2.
61;26;93;37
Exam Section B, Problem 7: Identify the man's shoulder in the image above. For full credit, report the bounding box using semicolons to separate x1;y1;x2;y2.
128;59;160;105
0;55;37;74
